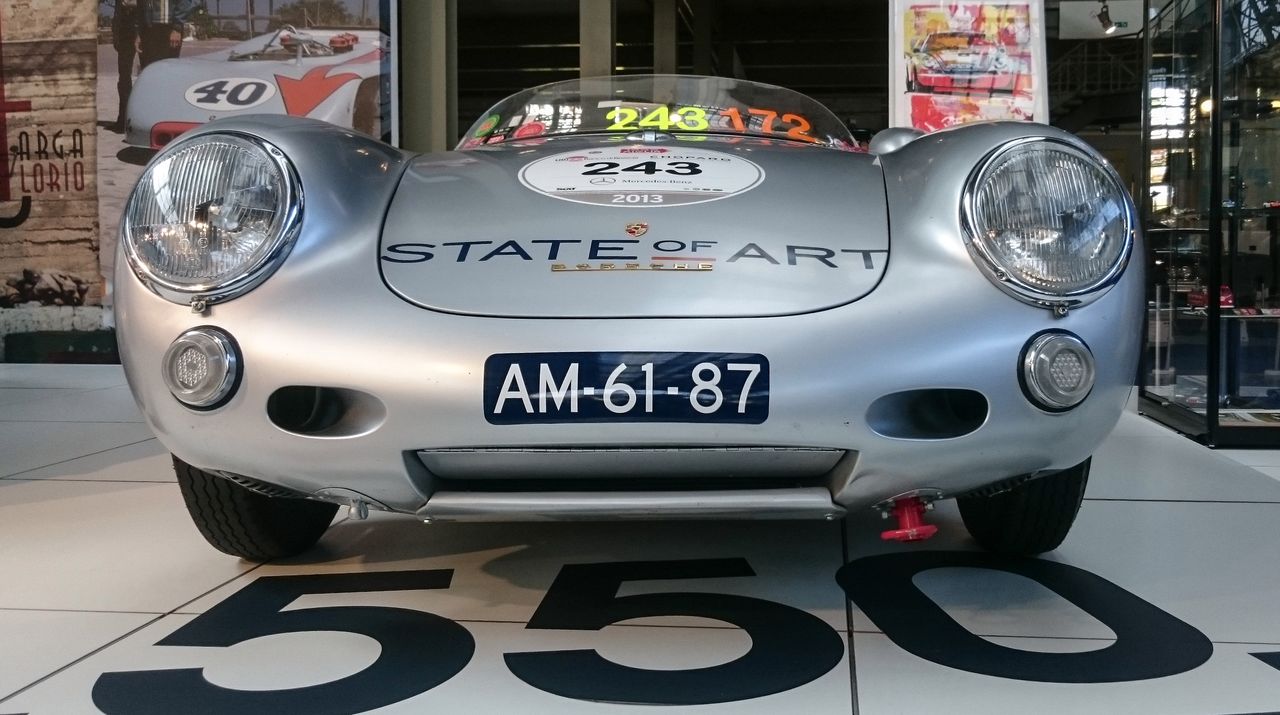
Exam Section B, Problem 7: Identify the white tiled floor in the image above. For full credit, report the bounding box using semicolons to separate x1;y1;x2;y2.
2;365;1280;714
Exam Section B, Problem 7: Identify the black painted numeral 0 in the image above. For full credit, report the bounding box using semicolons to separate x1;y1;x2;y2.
504;558;844;705
91;571;475;715
837;552;1214;683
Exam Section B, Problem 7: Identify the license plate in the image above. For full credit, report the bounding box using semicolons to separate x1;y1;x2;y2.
484;352;769;425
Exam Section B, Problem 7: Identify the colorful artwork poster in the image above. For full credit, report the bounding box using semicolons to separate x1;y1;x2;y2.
889;0;1048;131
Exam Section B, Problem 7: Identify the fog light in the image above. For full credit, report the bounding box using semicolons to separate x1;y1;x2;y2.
162;328;239;408
1021;333;1095;411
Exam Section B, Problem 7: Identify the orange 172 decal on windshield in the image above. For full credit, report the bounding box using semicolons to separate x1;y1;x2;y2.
604;105;818;143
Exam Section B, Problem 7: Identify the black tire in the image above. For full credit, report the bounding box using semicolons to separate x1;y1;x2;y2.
172;456;338;561
957;458;1090;556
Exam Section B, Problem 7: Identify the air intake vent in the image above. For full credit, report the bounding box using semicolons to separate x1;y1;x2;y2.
267;385;386;437
866;389;988;440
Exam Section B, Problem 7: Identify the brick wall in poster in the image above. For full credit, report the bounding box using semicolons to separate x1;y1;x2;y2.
0;0;99;308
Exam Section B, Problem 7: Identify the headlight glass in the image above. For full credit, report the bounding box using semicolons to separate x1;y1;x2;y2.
123;133;300;302
963;138;1131;302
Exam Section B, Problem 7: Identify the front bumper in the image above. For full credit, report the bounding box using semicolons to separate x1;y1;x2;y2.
117;250;1140;518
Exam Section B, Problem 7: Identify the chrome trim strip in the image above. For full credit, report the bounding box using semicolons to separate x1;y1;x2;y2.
417;488;845;521
417;446;847;480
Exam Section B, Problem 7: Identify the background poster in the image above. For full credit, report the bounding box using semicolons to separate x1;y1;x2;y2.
889;0;1049;131
0;0;394;360
0;0;102;358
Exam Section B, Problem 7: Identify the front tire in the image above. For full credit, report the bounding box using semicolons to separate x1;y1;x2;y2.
957;458;1090;555
173;456;338;561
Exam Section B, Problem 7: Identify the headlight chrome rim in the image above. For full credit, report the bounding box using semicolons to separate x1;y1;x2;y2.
122;131;303;306
961;136;1135;310
161;327;241;409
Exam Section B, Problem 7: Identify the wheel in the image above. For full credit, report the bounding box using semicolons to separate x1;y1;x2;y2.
957;458;1090;555
172;455;338;561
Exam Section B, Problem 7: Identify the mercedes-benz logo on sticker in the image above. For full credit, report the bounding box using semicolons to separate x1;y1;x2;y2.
625;222;649;238
589;177;616;185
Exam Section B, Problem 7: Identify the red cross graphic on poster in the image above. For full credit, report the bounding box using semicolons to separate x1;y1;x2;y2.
0;6;33;229
275;67;360;118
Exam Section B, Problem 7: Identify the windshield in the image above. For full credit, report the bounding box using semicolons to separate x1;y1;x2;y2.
460;75;856;150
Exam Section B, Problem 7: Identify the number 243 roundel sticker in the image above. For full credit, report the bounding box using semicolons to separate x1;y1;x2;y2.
184;78;278;111
519;147;764;207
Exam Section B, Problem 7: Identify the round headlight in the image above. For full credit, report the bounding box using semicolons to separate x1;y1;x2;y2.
962;138;1132;307
123;133;301;304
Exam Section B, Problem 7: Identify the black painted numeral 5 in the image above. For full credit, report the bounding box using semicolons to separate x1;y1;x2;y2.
91;570;474;715
504;558;844;705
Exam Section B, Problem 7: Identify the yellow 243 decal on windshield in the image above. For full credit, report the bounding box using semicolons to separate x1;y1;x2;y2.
606;106;709;131
605;105;816;142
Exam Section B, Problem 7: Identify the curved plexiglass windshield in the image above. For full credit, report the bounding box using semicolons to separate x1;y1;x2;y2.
460;75;856;150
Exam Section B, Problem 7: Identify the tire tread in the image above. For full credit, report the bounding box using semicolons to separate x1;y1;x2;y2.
173;456;338;561
957;458;1090;555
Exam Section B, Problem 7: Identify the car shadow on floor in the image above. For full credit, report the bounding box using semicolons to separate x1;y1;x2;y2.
274;515;850;612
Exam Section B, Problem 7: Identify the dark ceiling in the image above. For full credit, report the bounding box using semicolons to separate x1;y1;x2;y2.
458;0;888;128
454;0;1140;131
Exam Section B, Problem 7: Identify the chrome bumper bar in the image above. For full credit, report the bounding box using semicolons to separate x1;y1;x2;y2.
416;488;845;521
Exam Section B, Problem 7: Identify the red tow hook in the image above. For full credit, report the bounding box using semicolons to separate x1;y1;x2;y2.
879;497;939;543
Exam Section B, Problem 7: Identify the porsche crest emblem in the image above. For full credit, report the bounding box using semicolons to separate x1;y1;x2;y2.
625;222;649;238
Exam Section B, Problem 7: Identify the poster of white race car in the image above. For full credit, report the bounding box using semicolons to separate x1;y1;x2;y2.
124;25;389;149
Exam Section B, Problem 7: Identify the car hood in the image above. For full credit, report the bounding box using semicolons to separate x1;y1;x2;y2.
378;135;889;318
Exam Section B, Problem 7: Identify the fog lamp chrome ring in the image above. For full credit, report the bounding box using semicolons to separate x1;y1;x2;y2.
162;328;240;409
1021;332;1095;411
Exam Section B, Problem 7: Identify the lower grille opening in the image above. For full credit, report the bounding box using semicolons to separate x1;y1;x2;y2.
431;474;832;493
267;385;386;437
956;473;1035;499
214;471;313;500
866;389;988;440
417;446;847;482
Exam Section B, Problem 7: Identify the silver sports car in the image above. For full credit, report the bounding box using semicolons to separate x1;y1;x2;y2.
115;74;1141;561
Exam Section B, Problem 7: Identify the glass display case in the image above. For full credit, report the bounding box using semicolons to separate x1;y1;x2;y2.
1141;0;1280;446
